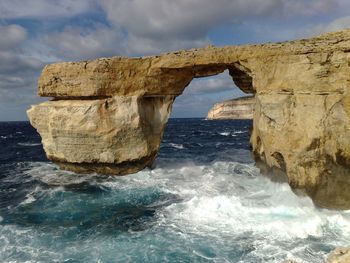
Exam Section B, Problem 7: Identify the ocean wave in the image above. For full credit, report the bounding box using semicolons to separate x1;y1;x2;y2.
218;131;230;136
218;131;237;137
20;193;36;205
169;143;185;149
23;162;100;186
17;142;41;147
233;130;246;134
1;157;350;262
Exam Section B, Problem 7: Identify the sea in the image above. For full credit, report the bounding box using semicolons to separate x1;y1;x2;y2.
0;119;349;263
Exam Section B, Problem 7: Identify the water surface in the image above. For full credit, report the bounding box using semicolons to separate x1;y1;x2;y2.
0;119;349;263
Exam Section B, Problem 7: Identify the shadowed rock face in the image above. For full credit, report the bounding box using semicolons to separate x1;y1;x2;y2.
28;29;350;209
207;96;255;120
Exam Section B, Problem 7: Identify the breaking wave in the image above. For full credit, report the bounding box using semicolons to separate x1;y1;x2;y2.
17;142;42;147
0;120;349;262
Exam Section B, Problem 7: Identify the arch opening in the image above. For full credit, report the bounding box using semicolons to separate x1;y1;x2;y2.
155;69;254;167
171;69;252;118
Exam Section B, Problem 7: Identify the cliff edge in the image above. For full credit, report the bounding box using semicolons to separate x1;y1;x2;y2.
206;96;254;120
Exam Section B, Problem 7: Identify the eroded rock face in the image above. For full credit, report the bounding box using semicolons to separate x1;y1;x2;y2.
28;29;350;208
28;96;174;174
206;96;254;120
327;247;350;263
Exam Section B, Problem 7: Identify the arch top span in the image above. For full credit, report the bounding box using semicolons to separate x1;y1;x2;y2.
28;29;350;209
37;53;256;98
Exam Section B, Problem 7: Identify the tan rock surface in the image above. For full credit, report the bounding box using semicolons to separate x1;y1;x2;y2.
327;247;350;263
206;96;255;120
28;96;174;174
28;29;350;208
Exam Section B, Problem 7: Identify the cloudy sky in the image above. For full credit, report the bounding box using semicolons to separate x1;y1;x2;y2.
1;0;350;120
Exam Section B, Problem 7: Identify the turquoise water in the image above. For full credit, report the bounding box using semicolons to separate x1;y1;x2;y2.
0;120;349;263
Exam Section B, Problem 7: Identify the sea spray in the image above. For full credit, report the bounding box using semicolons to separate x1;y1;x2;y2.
0;120;349;263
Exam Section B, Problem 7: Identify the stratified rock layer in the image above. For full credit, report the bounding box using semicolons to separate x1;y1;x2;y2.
28;96;174;174
28;29;350;208
206;96;254;120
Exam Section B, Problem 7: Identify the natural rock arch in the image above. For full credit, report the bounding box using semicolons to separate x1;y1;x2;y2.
28;29;350;209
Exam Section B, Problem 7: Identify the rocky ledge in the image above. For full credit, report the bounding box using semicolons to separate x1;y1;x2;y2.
28;29;350;209
206;96;254;120
327;247;350;263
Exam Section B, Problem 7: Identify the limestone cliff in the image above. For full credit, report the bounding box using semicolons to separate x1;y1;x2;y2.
28;96;174;174
327;248;350;263
206;96;254;120
28;29;350;209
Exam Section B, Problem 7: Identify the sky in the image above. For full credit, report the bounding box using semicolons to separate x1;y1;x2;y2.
1;0;350;120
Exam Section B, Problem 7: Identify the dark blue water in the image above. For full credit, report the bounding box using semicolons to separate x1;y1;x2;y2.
0;119;349;263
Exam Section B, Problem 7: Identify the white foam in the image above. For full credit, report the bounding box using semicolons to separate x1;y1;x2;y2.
153;160;350;244
219;130;247;136
233;130;246;134
24;162;95;186
20;194;36;205
17;143;41;147
169;143;185;149
17;160;350;262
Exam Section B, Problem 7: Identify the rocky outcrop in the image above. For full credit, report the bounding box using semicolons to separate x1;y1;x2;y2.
327;247;350;263
28;29;350;209
28;96;174;174
206;96;254;120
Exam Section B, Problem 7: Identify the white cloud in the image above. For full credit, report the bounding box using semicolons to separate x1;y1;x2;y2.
184;70;235;95
0;24;44;120
34;0;345;58
0;24;42;75
42;24;124;60
0;25;42;83
0;51;42;75
0;0;97;19
98;0;283;53
282;0;338;16
41;0;292;57
294;16;350;39
124;34;209;55
0;24;26;50
321;16;350;32
100;0;282;39
0;0;347;120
